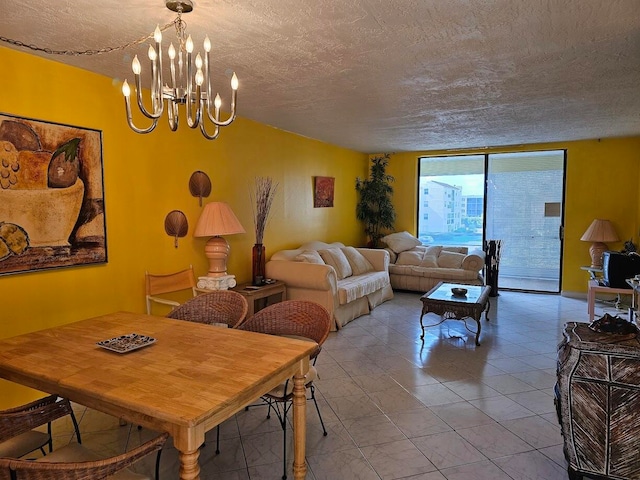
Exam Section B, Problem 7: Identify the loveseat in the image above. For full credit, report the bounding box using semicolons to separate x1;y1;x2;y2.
382;232;485;293
265;241;394;331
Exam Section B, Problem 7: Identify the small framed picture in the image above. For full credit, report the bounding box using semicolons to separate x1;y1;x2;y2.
314;176;334;208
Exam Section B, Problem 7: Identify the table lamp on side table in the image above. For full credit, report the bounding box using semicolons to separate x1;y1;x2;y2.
580;218;619;269
194;202;245;290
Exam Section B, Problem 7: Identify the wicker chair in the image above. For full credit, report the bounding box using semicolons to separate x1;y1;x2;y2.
166;290;248;328
145;265;199;315
0;395;81;459
166;289;248;455
238;300;331;480
0;432;168;480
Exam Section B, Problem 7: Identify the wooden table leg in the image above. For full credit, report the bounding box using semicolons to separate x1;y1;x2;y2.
178;449;201;480
292;369;308;479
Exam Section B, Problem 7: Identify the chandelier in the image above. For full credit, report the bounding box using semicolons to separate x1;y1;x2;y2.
122;0;238;140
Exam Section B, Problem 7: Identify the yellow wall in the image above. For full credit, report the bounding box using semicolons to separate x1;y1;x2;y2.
0;46;367;405
387;138;640;295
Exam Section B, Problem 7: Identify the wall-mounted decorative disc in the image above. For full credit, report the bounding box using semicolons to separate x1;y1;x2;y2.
164;210;188;248
189;171;212;206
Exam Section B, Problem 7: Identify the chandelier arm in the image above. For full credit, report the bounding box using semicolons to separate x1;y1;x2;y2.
166;100;179;131
199;118;221;140
134;74;164;119
185;82;203;129
204;90;237;126
124;97;159;134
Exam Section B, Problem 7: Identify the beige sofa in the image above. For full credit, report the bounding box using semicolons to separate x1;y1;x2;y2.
265;241;394;331
381;232;484;292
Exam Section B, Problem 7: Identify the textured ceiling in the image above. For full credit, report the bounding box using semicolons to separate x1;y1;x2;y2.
1;0;639;153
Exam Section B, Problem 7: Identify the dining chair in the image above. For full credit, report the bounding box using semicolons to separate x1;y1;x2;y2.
0;432;168;480
145;265;199;315
166;290;249;328
166;289;249;454
0;394;82;459
237;300;331;480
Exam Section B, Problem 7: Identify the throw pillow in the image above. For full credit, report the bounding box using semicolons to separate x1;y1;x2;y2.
341;247;374;275
424;245;443;257
294;250;325;264
318;248;353;279
420;255;438;268
396;250;424;266
437;251;465;269
381;231;422;253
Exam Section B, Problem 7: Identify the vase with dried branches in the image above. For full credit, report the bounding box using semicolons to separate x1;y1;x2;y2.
251;177;278;285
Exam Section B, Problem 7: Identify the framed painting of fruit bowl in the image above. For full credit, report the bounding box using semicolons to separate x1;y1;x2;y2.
0;113;107;275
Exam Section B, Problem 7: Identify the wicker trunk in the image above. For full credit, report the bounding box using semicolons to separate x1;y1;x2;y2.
555;322;640;480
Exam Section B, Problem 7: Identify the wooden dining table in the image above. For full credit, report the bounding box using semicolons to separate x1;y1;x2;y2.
0;311;317;480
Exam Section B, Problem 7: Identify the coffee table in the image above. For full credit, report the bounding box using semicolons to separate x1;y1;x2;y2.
419;282;492;346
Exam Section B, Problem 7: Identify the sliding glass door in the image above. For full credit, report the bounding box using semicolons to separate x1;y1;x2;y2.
485;151;565;293
418;150;565;293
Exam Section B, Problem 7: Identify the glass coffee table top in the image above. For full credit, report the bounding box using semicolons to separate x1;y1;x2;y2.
426;283;485;303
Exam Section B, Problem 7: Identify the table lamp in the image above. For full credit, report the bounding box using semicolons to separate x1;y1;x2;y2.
194;202;245;289
580;219;619;269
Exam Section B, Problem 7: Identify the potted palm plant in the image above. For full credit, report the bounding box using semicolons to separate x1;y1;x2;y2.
355;154;396;247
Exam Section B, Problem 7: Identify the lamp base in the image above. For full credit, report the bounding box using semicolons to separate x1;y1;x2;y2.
197;275;236;290
589;242;609;269
204;236;231;277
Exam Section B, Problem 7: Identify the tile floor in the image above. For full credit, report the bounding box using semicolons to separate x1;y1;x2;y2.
44;289;607;479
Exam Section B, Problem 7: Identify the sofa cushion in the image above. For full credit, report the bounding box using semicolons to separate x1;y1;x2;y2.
396;249;424;266
341;247;374;275
337;271;389;304
437;251;465;268
318;248;352;279
442;246;468;254
382;231;422;253
420;255;438;268
424;245;443;256
389;264;480;281
295;250;325;264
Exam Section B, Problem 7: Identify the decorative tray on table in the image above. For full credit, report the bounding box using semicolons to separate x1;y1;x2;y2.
96;333;156;353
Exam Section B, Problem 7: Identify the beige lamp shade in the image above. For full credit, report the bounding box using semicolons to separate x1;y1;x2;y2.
195;202;245;277
580;219;619;268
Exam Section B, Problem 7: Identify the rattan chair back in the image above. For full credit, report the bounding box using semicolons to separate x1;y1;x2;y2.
0;395;81;458
0;432;168;480
167;290;249;328
238;300;331;358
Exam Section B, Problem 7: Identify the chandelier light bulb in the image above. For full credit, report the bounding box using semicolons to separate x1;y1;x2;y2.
214;93;222;109
195;69;204;86
195;53;203;69
168;43;176;59
148;45;157;61
203;36;211;52
132;55;141;74
186;35;194;53
122;80;131;97
231;73;238;90
154;25;162;43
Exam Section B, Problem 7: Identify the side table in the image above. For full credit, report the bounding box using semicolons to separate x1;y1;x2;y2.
587;279;633;321
232;280;286;317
